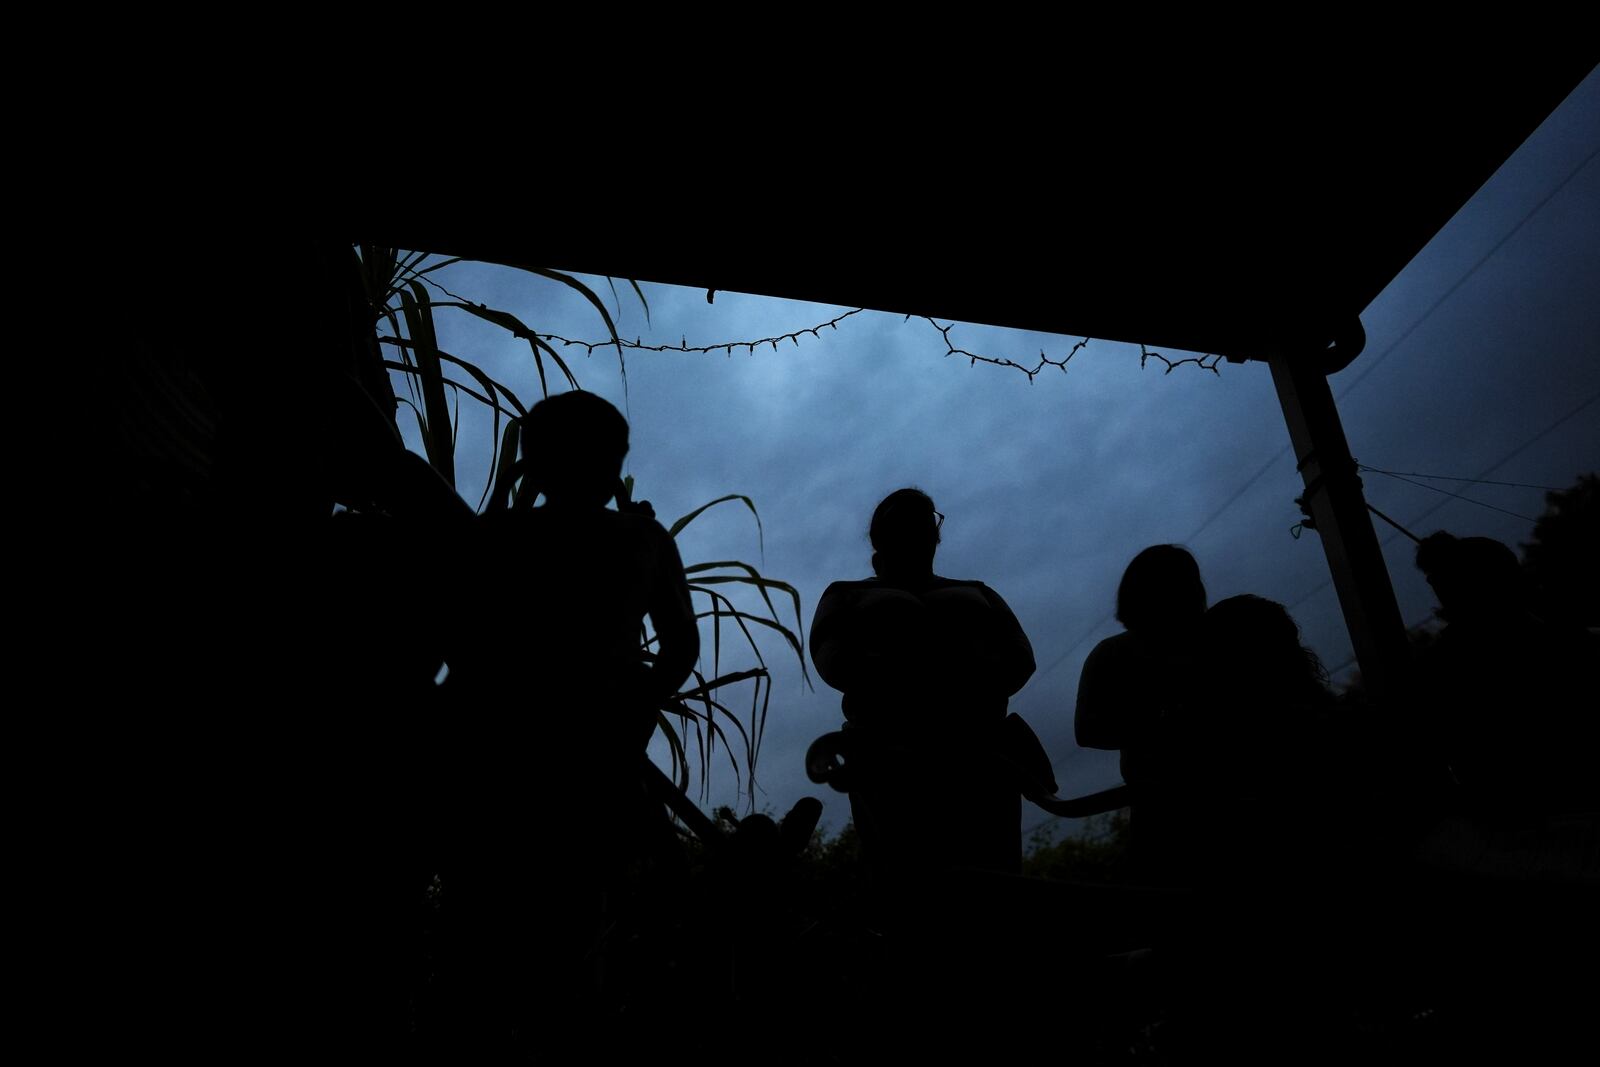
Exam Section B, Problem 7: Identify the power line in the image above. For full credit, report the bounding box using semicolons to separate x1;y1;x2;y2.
1187;451;1292;546
1357;466;1566;492
1033;453;1293;685
1362;469;1539;523
1186;143;1599;610
1034;613;1117;683
1367;502;1423;543
1331;142;1600;405
1285;388;1600;616
1139;139;1600;607
1378;390;1600;539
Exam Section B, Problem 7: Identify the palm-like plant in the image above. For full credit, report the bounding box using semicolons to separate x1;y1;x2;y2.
353;245;805;807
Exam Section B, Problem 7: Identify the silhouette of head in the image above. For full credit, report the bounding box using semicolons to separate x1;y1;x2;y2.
1204;593;1328;699
870;488;940;581
1116;545;1206;634
1416;532;1525;621
521;391;629;508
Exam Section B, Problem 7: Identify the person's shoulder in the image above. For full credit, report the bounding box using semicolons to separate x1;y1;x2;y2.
496;507;676;550
946;577;1017;604
1084;631;1139;664
611;512;690;570
611;509;672;537
822;577;877;593
927;576;1002;602
473;508;536;540
818;578;878;602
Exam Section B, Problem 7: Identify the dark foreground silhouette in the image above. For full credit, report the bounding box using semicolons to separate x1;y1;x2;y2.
417;391;700;1049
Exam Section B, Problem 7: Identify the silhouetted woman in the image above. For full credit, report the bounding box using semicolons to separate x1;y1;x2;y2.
1172;594;1337;883
1179;595;1364;1052
1074;544;1207;881
811;488;1036;884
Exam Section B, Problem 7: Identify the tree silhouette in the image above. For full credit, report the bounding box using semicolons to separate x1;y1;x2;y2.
1521;472;1599;628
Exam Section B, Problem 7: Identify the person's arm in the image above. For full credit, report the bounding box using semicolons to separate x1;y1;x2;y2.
811;581;935;693
979;583;1036;697
809;582;860;692
1073;638;1125;750
646;522;699;699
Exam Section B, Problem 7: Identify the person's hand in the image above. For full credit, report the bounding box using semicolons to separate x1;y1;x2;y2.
615;477;656;518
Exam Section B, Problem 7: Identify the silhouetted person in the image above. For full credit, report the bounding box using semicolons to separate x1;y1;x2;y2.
811;488;1036;888
1074;544;1206;881
437;391;699;1048
300;372;477;1047
1186;594;1337;844
1413;531;1598;817
1117;592;1340;885
449;391;698;719
1398;534;1600;1056
1154;594;1347;1056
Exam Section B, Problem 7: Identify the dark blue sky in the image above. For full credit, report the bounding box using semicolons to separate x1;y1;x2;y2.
400;70;1598;839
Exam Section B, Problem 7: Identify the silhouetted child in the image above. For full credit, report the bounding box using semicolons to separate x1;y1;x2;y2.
1140;594;1341;885
1186;594;1336;820
1157;594;1345;1054
435;391;699;1048
1074;544;1207;883
811;488;1036;886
